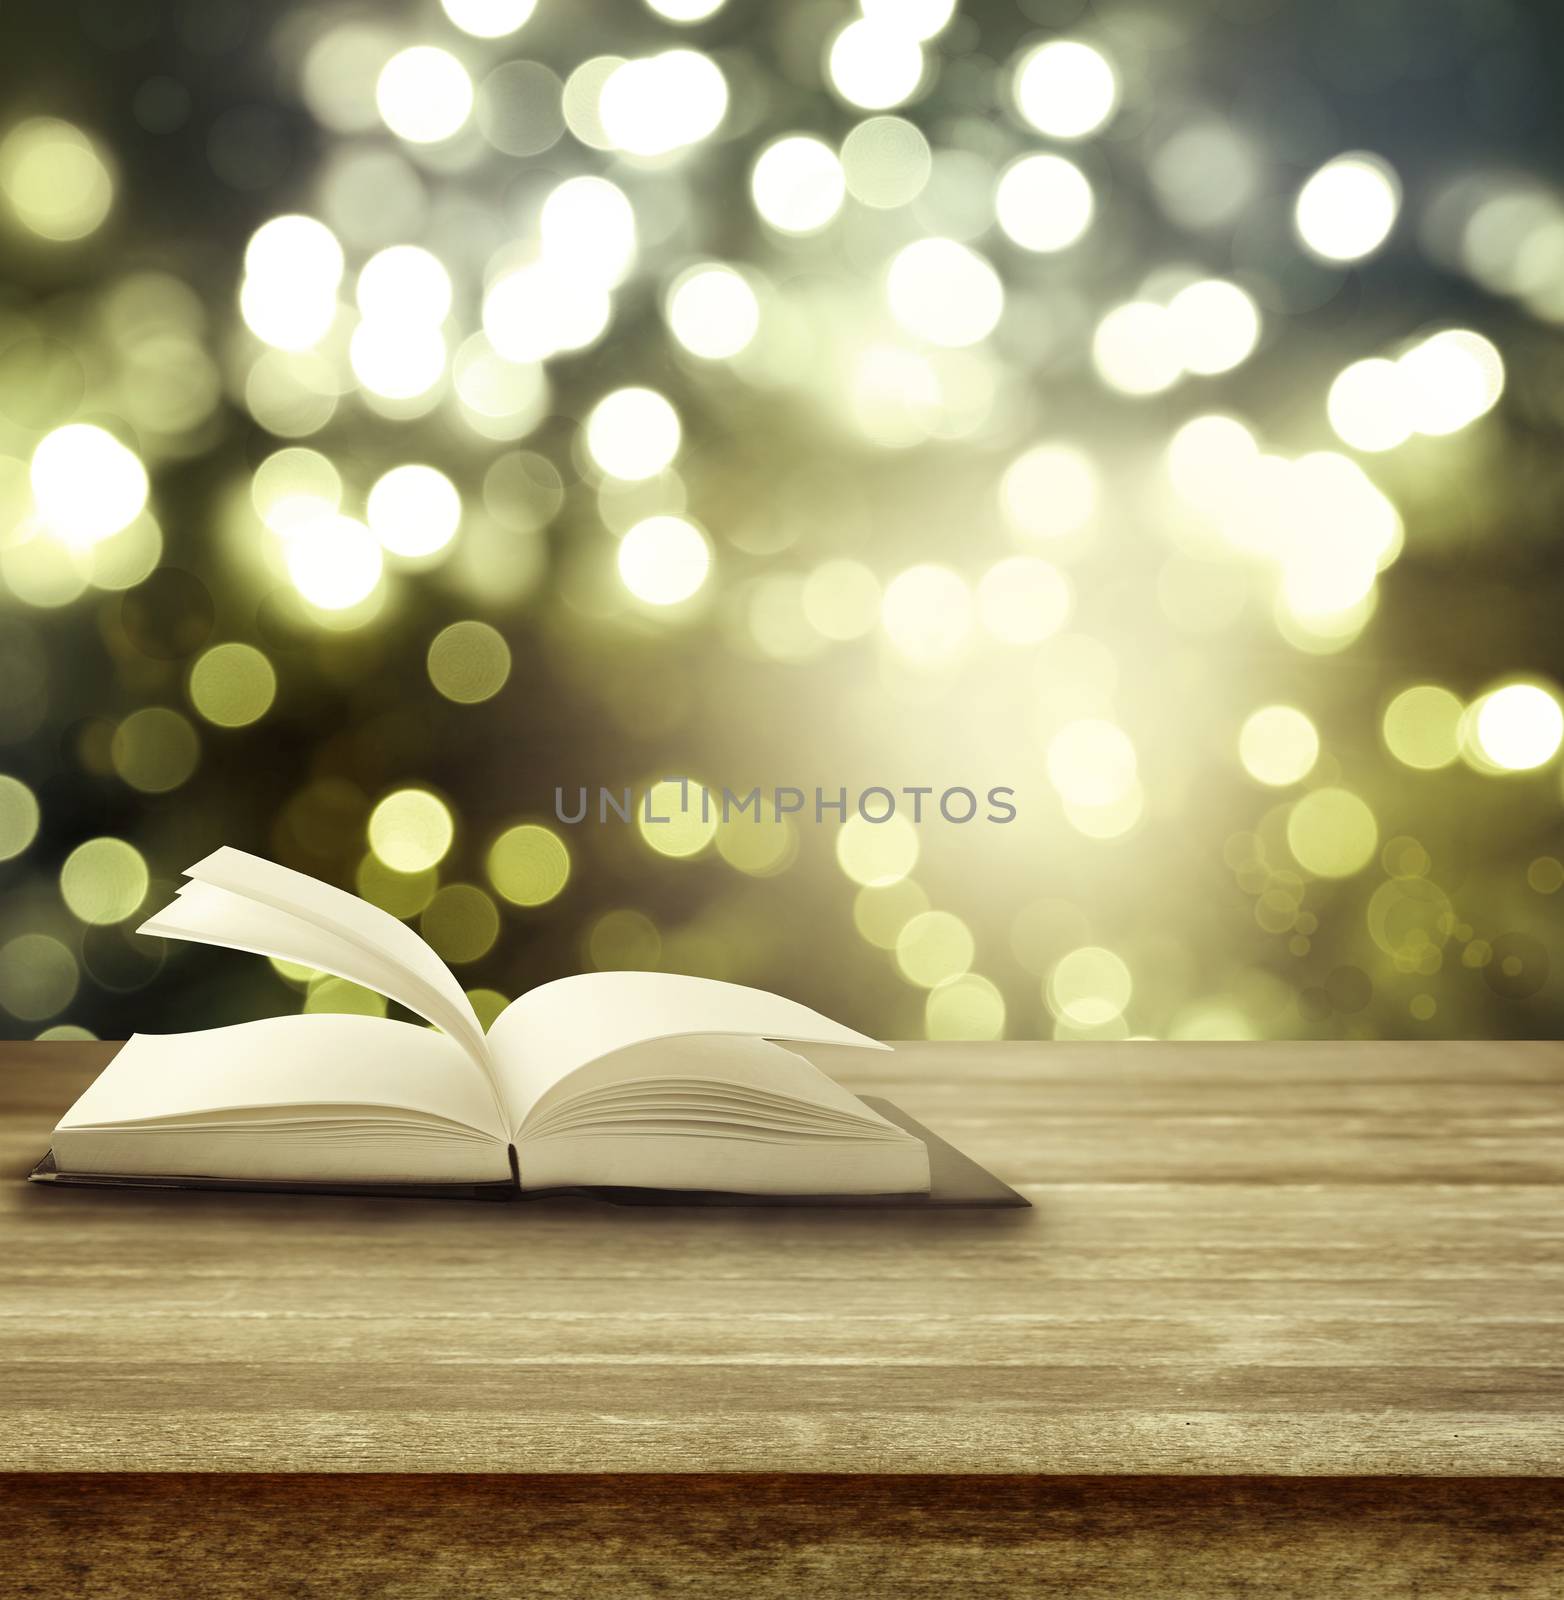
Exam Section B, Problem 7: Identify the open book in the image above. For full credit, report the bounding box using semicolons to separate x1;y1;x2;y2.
37;850;1023;1206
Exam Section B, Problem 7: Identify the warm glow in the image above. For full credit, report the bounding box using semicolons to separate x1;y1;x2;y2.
367;465;462;557
1048;946;1132;1027
240;215;343;350
488;823;570;904
1328;358;1414;453
356;246;453;324
994;154;1093;253
586;387;682;480
1396;329;1505;437
886;238;1003;348
618;515;711;605
1047;720;1138;808
978;557;1072;645
751;136;845;234
1472;683;1564;772
369;789;455;872
645;0;725;18
1287;787;1378;877
1001;443;1098;540
0;117;113;241
600;50;727;157
441;0;536;37
1167;279;1261;375
1238;705;1319;787
540;176;637;286
837;813;919;888
483;262;611;362
376;47;475;144
1165;414;1259;509
1382;685;1463;771
881;564;973;662
827;19;924;111
1295;153;1399;262
30;425;147;547
285;515;384;609
1012;40;1117;139
666;264;760;359
1093;301;1182;395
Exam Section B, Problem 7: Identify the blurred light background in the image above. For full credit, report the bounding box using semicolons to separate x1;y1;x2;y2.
2;0;1563;1044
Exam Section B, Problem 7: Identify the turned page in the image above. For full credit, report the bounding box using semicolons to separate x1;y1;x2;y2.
141;849;494;1080
485;971;890;1136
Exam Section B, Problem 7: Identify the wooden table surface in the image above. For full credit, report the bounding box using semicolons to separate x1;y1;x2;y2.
3;1038;1561;1596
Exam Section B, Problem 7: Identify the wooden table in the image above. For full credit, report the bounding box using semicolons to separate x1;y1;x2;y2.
2;1040;1560;1595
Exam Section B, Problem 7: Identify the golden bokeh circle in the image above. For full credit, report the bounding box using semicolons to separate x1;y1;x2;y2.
487;823;571;906
188;642;277;727
60;837;149;925
427;620;512;704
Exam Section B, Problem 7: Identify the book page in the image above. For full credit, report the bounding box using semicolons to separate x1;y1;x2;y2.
56;1014;507;1139
486;971;889;1134
142;849;494;1087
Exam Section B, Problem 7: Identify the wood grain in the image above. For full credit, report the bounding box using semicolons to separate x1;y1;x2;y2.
3;1040;1561;1476
3;1474;1562;1599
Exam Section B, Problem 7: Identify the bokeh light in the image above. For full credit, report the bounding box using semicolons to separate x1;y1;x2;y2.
618;515;710;605
188;644;277;728
60;838;149;925
1167;280;1261;376
926;973;1006;1040
828;19;924;112
995;154;1093;253
357;246;453;324
0;117;112;241
367;465;462;557
111;709;200;794
881;564;973;663
285;515;384;610
1001;443;1098;540
1328;359;1413;453
369;789;455;873
0;776;40;862
836;813;919;888
751;136;845;234
978;557;1072;645
1047;720;1137;808
637;779;718;857
1295;154;1400;263
30;424;147;547
886;238;1003;348
488;823;571;905
1;0;1559;1049
666;265;760;360
1048;946;1132;1028
421;883;501;963
1238;706;1319;787
586;387;681;480
600;50;727;157
840;116;931;209
1382;686;1464;771
1012;41;1117;140
441;0;537;38
1093;301;1182;396
1287;788;1378;878
1471;683;1564;772
428;620;511;703
377;47;475;144
896;909;974;988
